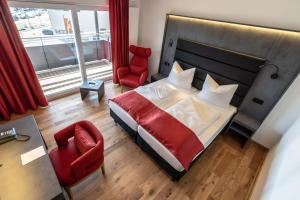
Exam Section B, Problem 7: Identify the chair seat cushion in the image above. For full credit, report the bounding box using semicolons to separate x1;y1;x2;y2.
74;124;96;154
49;138;80;186
119;74;140;88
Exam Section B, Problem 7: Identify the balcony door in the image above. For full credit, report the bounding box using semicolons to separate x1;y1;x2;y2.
9;3;112;99
77;10;112;81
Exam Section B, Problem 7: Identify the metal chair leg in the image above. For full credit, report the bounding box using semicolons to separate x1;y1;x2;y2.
64;186;73;200
101;164;106;176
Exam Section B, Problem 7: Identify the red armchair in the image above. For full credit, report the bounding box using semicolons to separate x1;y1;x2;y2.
118;45;151;89
49;120;104;198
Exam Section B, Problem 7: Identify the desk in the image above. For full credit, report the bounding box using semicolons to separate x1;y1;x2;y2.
0;116;65;200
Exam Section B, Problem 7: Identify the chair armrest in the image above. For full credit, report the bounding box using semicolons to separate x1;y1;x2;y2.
71;142;104;181
117;67;130;79
139;71;148;85
54;123;76;147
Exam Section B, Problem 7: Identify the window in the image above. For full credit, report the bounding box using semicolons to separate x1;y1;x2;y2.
10;5;112;99
78;10;112;81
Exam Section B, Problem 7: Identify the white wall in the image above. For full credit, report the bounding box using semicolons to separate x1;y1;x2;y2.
251;116;300;200
253;74;300;148
138;0;300;75
129;7;140;45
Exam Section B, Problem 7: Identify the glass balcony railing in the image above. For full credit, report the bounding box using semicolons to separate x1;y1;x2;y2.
21;32;111;72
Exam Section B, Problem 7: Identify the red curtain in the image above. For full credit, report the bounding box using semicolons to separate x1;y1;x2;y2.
109;0;129;83
0;0;48;120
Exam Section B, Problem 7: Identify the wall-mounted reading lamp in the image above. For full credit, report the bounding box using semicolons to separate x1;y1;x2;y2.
253;62;280;105
260;62;280;79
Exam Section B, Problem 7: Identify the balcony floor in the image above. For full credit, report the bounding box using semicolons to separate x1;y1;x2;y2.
37;60;112;97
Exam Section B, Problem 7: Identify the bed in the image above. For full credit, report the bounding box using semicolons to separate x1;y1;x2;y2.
110;37;265;180
137;95;237;179
109;78;197;138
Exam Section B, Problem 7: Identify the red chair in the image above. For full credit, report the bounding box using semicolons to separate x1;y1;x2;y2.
49;120;104;199
118;45;151;90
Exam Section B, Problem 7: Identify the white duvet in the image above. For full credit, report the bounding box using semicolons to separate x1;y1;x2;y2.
135;78;197;109
137;95;237;172
166;96;221;135
109;78;197;131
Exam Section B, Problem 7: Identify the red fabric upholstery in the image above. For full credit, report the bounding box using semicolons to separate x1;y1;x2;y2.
129;45;151;58
0;0;48;120
117;67;130;80
74;125;96;154
117;45;151;88
119;74;140;88
49;138;80;185
49;120;104;186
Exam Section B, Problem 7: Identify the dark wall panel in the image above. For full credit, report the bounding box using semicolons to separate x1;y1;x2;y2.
158;15;300;122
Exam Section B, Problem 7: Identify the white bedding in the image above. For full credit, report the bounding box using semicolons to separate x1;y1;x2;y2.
166;96;221;135
109;79;197;131
138;96;237;172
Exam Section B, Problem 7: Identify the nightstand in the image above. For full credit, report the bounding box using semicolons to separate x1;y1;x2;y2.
151;73;167;82
227;112;261;147
80;80;104;102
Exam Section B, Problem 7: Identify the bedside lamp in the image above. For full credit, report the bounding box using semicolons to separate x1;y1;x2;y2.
251;62;280;105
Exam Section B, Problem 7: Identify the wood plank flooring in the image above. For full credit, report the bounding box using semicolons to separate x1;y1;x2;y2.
1;81;267;200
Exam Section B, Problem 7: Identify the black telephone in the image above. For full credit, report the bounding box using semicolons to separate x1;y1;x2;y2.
0;128;30;144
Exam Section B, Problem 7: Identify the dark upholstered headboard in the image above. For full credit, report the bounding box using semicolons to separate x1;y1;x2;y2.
173;39;265;107
158;14;300;123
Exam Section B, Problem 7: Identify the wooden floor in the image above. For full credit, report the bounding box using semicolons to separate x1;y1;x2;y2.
3;81;267;200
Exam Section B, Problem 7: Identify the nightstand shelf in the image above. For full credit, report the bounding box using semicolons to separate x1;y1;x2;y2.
227;112;261;147
230;122;254;138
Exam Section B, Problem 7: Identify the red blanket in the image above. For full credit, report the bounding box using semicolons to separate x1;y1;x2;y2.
111;91;156;121
110;91;204;170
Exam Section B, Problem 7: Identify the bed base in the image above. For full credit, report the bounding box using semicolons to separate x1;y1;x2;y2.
136;134;186;181
110;108;235;181
110;108;196;181
110;109;138;141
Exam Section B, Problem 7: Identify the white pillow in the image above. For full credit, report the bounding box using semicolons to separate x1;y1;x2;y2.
167;61;196;89
198;74;238;108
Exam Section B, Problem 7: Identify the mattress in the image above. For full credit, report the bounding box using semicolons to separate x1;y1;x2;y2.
109;78;197;131
137;96;237;172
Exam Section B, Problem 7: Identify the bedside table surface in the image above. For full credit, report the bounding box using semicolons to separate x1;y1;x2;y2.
233;112;261;132
80;80;104;91
151;73;167;81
